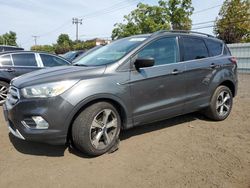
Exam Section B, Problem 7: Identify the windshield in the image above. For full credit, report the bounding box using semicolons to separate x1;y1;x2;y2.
62;51;77;61
72;45;103;63
74;36;147;66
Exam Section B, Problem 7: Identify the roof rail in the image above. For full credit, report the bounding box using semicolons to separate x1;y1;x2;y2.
151;30;215;38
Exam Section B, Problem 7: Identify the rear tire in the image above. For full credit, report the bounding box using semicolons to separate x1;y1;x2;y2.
72;102;121;156
0;81;9;105
204;85;233;121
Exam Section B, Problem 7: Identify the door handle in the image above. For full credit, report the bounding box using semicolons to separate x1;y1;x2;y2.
210;63;216;69
4;68;15;72
171;69;179;75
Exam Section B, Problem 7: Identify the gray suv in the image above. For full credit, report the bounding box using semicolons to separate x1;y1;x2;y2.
3;31;238;156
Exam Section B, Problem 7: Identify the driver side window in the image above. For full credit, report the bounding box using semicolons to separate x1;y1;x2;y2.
137;37;179;66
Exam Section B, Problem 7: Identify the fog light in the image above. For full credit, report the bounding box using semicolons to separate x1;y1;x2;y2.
32;116;49;129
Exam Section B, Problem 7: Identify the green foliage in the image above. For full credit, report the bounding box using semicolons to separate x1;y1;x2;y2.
214;0;250;43
30;34;97;54
112;2;170;39
72;41;96;50
112;0;194;39
54;43;71;54
0;31;17;46
57;34;72;46
31;45;55;53
162;0;193;30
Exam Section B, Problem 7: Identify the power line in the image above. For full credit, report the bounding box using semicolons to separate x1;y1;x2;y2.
80;0;140;19
39;20;72;37
20;1;224;46
30;0;141;40
192;20;215;26
193;4;222;14
31;0;217;41
192;19;250;30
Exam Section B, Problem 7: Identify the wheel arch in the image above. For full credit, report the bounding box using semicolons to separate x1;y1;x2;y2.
209;68;237;98
0;77;11;84
219;80;236;97
66;95;130;142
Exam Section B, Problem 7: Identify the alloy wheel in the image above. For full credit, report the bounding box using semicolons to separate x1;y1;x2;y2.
216;90;231;117
90;109;118;150
0;84;8;104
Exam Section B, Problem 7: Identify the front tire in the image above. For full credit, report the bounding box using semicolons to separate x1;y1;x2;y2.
0;81;9;105
205;85;233;121
72;102;121;156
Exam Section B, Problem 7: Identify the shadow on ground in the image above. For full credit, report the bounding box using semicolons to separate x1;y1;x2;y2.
9;112;206;158
9;134;67;157
120;112;207;140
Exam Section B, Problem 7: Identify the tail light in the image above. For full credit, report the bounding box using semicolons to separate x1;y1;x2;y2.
230;57;237;64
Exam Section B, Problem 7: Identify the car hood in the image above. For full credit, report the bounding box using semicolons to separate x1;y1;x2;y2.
11;65;106;88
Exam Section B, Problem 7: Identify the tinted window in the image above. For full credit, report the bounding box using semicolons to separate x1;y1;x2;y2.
12;53;37;66
40;54;69;67
0;55;12;66
138;37;178;66
206;39;223;56
0;47;23;52
182;38;208;61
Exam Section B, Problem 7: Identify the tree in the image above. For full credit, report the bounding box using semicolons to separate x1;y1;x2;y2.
111;0;194;39
161;0;193;30
214;0;250;43
112;2;171;39
54;43;71;54
0;31;17;46
57;34;72;46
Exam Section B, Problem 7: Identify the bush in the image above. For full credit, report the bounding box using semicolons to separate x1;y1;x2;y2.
31;45;55;53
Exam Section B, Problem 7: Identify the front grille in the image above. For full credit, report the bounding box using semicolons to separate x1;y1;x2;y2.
6;86;20;106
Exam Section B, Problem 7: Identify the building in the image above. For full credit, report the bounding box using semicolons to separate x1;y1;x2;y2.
87;38;111;46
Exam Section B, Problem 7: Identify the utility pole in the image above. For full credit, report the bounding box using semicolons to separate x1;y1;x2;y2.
32;35;39;46
72;18;82;41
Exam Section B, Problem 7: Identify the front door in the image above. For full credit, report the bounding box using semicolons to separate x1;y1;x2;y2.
129;36;187;126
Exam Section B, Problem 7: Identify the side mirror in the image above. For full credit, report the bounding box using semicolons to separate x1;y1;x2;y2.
134;58;155;70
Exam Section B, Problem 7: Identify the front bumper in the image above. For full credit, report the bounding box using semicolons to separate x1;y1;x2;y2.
8;121;25;140
3;95;74;145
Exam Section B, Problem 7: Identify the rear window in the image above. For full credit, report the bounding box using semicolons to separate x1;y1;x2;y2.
206;39;223;56
182;37;209;61
12;53;37;66
40;54;69;67
0;55;12;66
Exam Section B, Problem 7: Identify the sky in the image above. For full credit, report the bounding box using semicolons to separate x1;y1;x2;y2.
0;0;224;50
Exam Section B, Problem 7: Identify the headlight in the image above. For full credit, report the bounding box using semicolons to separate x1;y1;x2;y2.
21;80;78;98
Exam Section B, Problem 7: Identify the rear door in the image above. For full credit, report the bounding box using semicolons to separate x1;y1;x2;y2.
11;52;42;77
130;36;187;125
180;36;221;111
